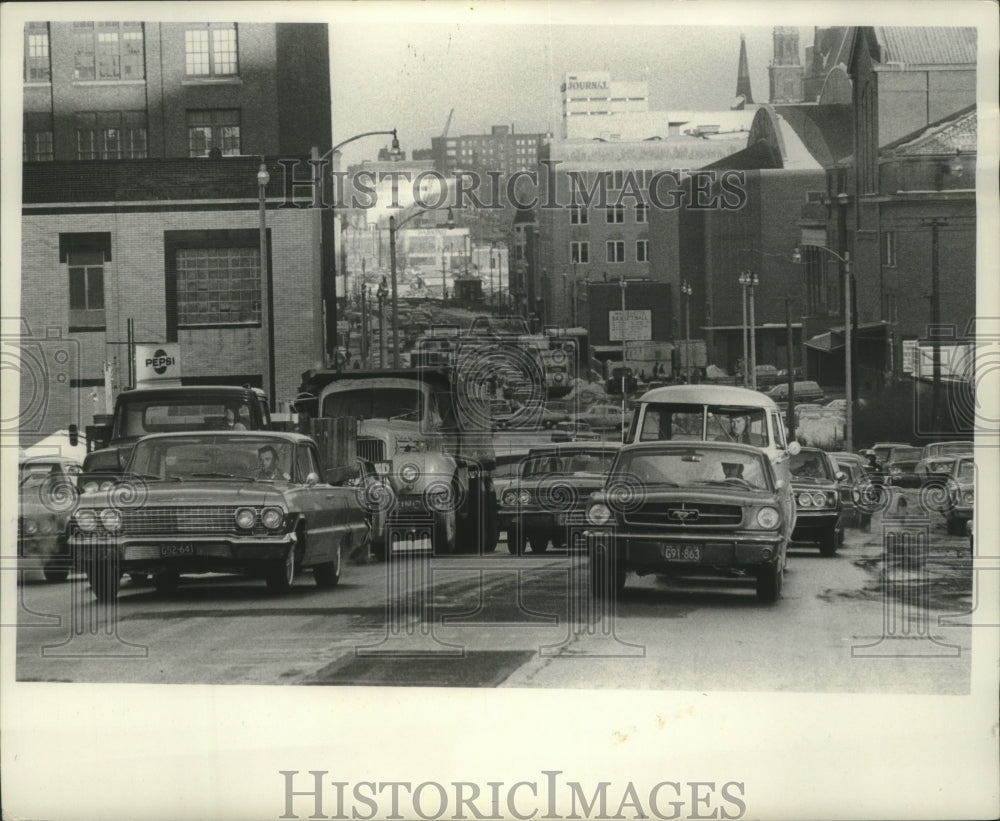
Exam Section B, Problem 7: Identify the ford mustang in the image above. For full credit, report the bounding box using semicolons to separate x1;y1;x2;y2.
586;442;792;603
70;431;368;601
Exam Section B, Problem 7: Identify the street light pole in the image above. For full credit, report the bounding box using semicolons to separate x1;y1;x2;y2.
376;277;388;369
620;277;627;441
257;160;272;409
681;280;693;383
793;245;852;451
748;272;758;390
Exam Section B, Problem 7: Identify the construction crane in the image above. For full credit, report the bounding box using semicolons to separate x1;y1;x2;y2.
441;108;454;139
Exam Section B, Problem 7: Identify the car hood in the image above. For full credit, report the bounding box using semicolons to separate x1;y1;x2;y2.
596;485;779;507
76;480;292;508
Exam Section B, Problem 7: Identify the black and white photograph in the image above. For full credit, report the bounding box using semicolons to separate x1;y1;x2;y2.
2;1;998;819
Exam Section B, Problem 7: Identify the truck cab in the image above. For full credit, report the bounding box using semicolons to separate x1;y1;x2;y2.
298;367;499;557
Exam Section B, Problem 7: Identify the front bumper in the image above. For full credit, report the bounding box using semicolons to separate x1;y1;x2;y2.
70;533;295;575
791;509;840;538
587;529;784;573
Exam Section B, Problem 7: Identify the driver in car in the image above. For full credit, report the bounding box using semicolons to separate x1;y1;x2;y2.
256;445;290;480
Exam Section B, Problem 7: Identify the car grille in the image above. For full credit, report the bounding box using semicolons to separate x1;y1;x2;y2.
357;437;386;463
623;502;744;528
117;506;238;535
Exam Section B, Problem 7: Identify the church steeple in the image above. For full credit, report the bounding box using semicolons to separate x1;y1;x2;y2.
769;26;804;103
735;34;754;106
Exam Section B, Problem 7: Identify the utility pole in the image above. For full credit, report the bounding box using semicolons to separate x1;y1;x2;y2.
924;217;947;431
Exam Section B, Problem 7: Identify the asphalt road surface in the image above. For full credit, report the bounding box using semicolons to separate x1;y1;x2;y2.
14;488;973;693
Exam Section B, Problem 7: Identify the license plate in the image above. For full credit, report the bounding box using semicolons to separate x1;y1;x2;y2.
661;544;702;561
397;497;425;511
160;544;194;557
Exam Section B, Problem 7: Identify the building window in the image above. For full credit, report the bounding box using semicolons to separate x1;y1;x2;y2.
605;205;624;224
72;22;145;81
606;241;625;263
882;231;897;267
176;248;261;326
187;109;241;156
636;239;649;262
68;250;106;328
635;203;647;223
23;112;53;161
24;22;50;82
185;24;239;77
570;205;588;225
570;241;589;264
75;112;147;160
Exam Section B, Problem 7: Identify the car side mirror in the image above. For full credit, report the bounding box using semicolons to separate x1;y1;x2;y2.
325;464;360;486
787;441;802;456
835;471;847;482
305;471;320;487
775;478;786;490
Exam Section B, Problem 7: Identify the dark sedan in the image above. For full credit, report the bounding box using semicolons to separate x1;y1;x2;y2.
883;446;924;488
500;443;619;554
788;447;844;555
586;442;792;602
70;432;368;601
18;455;81;582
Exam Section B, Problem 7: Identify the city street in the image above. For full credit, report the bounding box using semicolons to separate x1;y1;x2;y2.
15;488;973;693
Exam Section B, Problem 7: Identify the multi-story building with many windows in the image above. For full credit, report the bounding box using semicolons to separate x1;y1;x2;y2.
22;21;329;161
17;21;332;440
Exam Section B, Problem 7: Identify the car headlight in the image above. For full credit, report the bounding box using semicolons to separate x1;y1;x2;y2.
810;491;826;506
234;507;256;530
962;491;975;504
100;508;122;533
890;466;901;474
756;506;780;529
587;502;612;526
82;481;100;494
99;480;114;491
261;507;285;530
501;490;518;507
23;518;39;536
797;492;813;507
518;489;532;505
75;509;98;532
399;463;421;484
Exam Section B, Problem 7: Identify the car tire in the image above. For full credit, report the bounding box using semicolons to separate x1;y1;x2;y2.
313;544;341;589
85;557;121;603
153;573;180;594
42;565;70;583
755;559;783;603
265;547;296;593
526;530;548;554
433;507;457;556
819;528;838;556
589;544;625;598
506;520;527;556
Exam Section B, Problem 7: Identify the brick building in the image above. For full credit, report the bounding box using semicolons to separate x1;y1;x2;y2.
17;20;332;439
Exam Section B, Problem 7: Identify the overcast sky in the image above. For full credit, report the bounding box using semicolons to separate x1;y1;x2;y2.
327;14;814;165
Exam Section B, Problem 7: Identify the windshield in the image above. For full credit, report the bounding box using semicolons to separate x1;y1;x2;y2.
789;450;833;480
322;387;433;424
638;403;769;447
889;448;922;462
954;459;975;482
522;450;617;478
129;435;293;482
930;442;973;456
114;397;254;439
612;447;771;490
19;463;76;490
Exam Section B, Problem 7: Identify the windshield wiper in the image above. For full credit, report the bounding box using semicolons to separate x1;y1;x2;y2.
190;472;258;482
